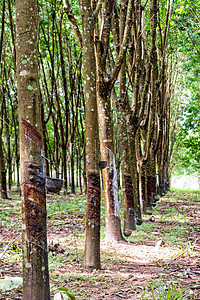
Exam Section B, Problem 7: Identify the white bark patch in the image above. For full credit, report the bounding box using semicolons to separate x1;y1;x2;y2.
19;70;30;76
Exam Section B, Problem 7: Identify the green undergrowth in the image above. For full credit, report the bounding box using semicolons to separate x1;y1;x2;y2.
142;280;196;299
47;193;87;215
127;189;199;247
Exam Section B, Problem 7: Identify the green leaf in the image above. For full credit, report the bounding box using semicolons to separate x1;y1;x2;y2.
65;291;76;300
22;59;27;64
27;85;34;90
59;287;69;292
57;288;76;300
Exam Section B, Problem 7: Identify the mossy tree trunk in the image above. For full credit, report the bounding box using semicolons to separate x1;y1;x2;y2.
16;0;50;299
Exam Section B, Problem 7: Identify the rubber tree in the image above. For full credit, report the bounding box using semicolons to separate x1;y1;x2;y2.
94;0;134;241
0;0;9;200
138;0;158;213
110;0;136;236
81;0;101;269
156;0;174;195
0;133;8;199
64;0;134;241
0;93;9;199
64;0;101;269
15;0;50;298
126;0;159;215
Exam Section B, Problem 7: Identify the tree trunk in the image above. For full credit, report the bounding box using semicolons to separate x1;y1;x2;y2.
98;91;123;242
114;0;136;235
0;129;8;199
0;146;8;199
70;142;75;193
138;162;147;215
128;129;141;220
5;106;12;191
145;155;157;208
40;93;50;177
116;98;136;236
15;0;50;298
0;0;8;199
81;0;101;269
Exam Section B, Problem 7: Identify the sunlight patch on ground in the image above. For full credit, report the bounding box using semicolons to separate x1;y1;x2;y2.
100;240;180;264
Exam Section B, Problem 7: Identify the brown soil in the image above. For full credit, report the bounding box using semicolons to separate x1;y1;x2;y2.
0;190;199;299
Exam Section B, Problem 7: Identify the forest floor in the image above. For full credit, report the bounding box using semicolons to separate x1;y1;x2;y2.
0;188;200;299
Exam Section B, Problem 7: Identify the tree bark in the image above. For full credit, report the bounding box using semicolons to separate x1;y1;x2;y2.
15;0;50;298
114;0;136;236
0;135;8;199
98;90;124;241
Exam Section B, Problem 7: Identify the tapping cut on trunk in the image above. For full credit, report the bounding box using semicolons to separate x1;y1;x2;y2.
83;171;101;269
141;175;146;204
87;172;101;221
23;162;47;249
124;174;136;237
1;170;8;199
24;195;46;248
147;176;156;207
22;118;42;148
124;174;134;209
107;168;115;215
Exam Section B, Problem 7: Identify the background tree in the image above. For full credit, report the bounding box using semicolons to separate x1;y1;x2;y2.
169;0;200;185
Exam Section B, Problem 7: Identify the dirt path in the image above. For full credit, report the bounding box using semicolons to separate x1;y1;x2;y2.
0;189;199;299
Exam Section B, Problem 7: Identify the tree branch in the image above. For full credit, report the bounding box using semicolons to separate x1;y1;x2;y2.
63;0;83;50
93;0;103;19
111;0;133;88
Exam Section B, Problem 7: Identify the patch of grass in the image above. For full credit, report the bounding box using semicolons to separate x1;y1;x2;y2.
50;269;122;299
120;189;199;250
129;230;156;244
101;249;130;266
171;188;200;194
160;207;187;222
142;280;193;299
170;240;199;260
160;223;188;245
47;194;87;215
